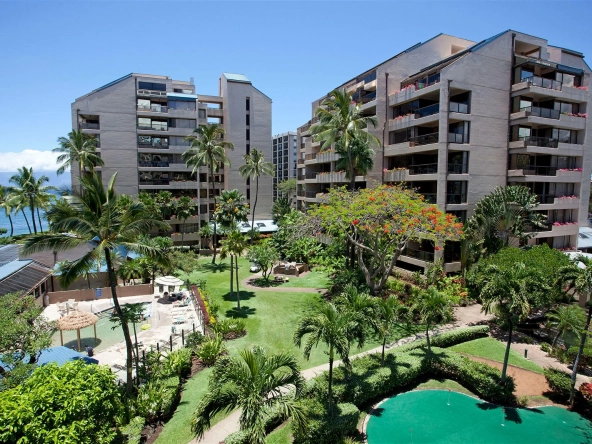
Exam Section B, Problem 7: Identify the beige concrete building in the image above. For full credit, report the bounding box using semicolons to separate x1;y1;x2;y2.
72;73;272;244
272;132;298;201
296;30;591;273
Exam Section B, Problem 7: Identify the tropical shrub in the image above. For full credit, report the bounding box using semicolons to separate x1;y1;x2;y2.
292;399;359;444
135;376;180;423
120;416;145;444
186;331;205;350
543;367;571;400
195;335;226;366
247;241;279;281
540;342;551;354
330;267;369;294
162;347;193;378
0;361;122;444
567;346;592;369
285;236;324;264
394;325;490;353
212;318;246;339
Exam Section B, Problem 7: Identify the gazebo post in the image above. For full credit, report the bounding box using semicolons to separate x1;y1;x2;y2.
77;329;81;352
60;330;64;346
94;323;97;344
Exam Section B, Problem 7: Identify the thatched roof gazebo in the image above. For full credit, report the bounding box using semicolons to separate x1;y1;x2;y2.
57;311;99;352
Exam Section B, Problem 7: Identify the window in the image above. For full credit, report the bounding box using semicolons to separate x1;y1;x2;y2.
552;128;577;144
246;129;250;140
198;109;206;119
168;101;196;111
174;88;193;94
246;144;250;154
170;136;191;147
246;97;250;111
246;114;250;125
169;119;196;128
389;129;412;145
138;81;166;91
137;99;150;109
246;189;250;199
446;181;468;204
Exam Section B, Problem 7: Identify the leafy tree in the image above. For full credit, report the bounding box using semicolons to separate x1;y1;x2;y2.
547;304;585;348
277;178;297;200
285;236;324;264
192;347;305;444
215;189;250;231
9;167;56;234
557;255;592;403
117;259;143;286
23;173;168;394
414;288;452;353
465;185;546;259
0;185;14;237
374;296;405;364
54;130;103;188
0;293;55;389
310;89;379;191
155;190;174;220
271;196;292;223
136;235;175;290
184;124;234;264
479;263;547;384
335;136;375;181
220;230;248;310
247;241;279;281
308;185;462;294
239;148;275;243
294;303;355;413
271;209;305;258
0;360;122;443
199;223;213;250
109;303;145;382
175;196;196;247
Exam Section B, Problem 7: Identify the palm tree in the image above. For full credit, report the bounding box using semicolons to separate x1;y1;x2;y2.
0;185;14;237
294;303;353;413
199;223;213;250
335;284;376;349
22;173;168;394
9;167;55;234
310;89;380;191
557;255;592;403
174;196;196;247
220;230;248;310
480;263;547;385
192;347;305;444
109;302;145;384
415;287;452;353
547;304;585;348
335;136;375;184
184;124;234;264
375;296;405;365
54;130;103;190
238;148;275;243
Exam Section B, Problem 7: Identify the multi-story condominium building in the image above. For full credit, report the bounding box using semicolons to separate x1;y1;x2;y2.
272;132;298;201
72;72;272;244
296;30;591;273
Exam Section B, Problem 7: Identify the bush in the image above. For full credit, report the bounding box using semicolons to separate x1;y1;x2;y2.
212;318;247;339
567;346;592;369
120;416;145;444
135;376;180;423
541;342;551;354
292;399;359;444
186;331;205;350
394;325;490;353
195;335;226;366
223;405;286;444
331;268;368;295
543;367;571;400
162;347;193;378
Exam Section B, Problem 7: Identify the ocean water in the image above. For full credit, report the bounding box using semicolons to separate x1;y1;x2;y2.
0;208;47;237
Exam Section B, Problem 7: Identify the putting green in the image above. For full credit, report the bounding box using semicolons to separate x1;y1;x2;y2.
366;390;592;443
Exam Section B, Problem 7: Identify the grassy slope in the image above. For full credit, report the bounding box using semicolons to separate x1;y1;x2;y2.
450;337;544;374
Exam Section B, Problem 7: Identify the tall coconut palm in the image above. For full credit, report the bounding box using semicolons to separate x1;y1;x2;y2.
480;263;547;385
192;347;305;444
184;124;234;264
557;255;592;403
310;89;380;191
238;148;274;243
174;196;196;247
22;173;168;394
220;230;248;310
9;167;55;234
415;287;452;353
54;130;103;191
294;303;354;413
0;185;14;237
547;304;586;348
335;136;375;183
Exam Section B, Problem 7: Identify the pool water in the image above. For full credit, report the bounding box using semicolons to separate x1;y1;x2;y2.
52;302;152;352
366;390;592;444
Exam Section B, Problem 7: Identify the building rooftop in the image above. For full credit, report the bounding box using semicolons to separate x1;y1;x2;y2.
222;73;251;83
0;259;52;296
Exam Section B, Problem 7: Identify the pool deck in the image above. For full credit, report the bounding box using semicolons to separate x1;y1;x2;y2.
42;290;204;381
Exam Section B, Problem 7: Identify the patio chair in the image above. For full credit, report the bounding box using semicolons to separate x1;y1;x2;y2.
174;316;186;324
71;302;79;311
58;302;67;312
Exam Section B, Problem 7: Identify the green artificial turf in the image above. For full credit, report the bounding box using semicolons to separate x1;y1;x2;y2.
449;337;544;374
366;390;592;443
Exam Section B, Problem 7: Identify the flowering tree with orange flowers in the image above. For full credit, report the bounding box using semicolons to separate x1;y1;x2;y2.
309;185;463;294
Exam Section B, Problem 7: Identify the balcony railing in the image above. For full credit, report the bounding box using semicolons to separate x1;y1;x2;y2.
360;92;377;103
138;104;168;113
521;76;562;91
446;194;467;204
521;106;560;120
139;161;169;168
138;122;168;131
305;192;319;198
80;122;99;130
402;248;435;262
297;159;305;165
409;163;438;175
409;133;439;147
138;142;169;149
421;193;437;204
305;172;317;179
139;179;170;185
447;163;468;174
525;222;553;232
137;89;167;98
414;103;440;119
305;153;317;161
515;165;557;176
449;102;469;113
516;136;559;148
448;133;469;144
536;194;556;204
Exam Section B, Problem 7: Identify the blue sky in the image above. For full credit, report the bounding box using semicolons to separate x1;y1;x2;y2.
0;0;590;174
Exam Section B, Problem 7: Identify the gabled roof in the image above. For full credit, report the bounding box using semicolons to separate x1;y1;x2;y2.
0;260;52;296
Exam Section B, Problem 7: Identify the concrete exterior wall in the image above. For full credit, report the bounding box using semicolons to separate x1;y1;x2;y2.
272;132;297;200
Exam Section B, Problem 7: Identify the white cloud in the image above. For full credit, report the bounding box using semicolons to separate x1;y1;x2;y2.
0;150;64;172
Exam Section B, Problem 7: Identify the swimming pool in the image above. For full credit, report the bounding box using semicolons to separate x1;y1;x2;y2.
51;302;153;352
366;390;592;443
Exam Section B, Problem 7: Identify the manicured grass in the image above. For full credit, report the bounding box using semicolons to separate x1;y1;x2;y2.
280;270;331;289
414;378;476;397
266;422;292;444
449;337;544;374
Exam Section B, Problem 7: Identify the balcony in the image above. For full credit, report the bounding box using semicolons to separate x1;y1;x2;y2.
137;104;168;113
521;106;560;120
532;222;579;238
537;195;580;210
139;161;169;168
207;108;224;117
317;151;340;163
138;122;168;131
448;133;469;144
511;136;558;149
402;247;434;262
446;194;467;205
389;77;441;106
511;109;586;131
304;153;317;163
297;159;305;165
414;103;440;119
447;163;468;174
409;163;438;175
80;122;99;130
410;133;440;147
137;89;167;98
512;76;589;102
449;102;469;114
421;193;437;204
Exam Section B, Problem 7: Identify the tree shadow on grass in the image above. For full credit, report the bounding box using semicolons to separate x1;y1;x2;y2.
201;262;230;273
225;306;256;318
222;290;256;303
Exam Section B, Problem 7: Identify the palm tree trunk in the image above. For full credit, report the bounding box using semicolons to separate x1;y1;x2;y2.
230;254;234;298
133;321;140;385
552;331;561;348
105;248;134;395
235;255;241;310
29;197;37;234
328;345;334;414
86;272;91;289
8;214;13;237
501;321;513;385
569;304;592;404
426;324;432;353
36;207;43;232
381;336;387;365
251;176;258;244
21;209;32;234
181;221;185;248
210;166;217;264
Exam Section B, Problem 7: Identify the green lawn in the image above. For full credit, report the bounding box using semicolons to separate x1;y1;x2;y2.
449;337;544;374
267;422;292;444
280;270;331;289
413;378;476;397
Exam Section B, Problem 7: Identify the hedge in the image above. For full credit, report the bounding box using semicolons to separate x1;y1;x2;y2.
543;367;571;400
392;325;489;353
292;399;359;444
223;404;288;444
